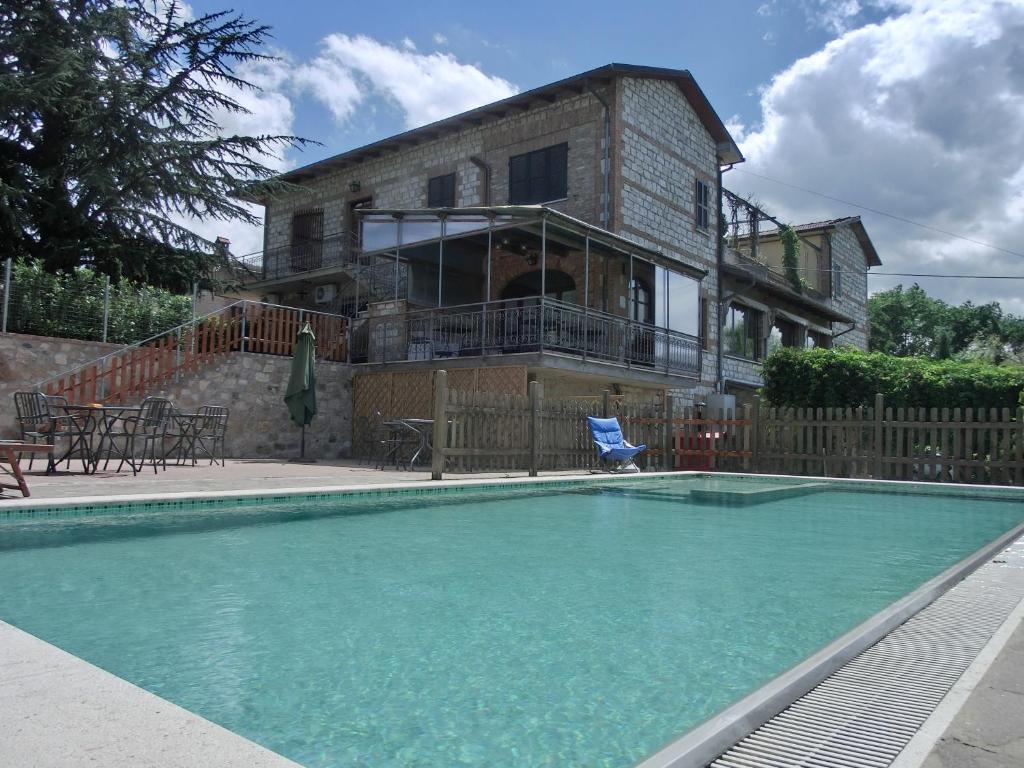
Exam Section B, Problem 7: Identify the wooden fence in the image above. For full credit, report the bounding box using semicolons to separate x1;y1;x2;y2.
758;394;1024;484
42;301;348;404
430;372;749;478
429;374;1022;485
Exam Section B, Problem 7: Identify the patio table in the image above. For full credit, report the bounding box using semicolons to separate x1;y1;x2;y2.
163;411;200;465
58;405;141;474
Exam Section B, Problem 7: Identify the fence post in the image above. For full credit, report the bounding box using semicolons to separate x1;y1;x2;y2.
240;301;248;353
751;394;761;473
601;389;610;419
873;392;884;479
1;257;11;334
431;370;448;480
175;327;182;382
101;275;111;343
742;403;753;472
663;395;675;471
529;380;543;477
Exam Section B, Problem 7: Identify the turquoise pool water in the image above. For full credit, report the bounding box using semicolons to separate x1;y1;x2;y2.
0;477;1021;767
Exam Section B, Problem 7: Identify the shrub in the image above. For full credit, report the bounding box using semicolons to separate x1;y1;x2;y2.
5;261;192;344
761;347;1024;411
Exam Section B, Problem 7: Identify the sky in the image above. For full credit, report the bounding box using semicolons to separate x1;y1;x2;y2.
185;0;1024;314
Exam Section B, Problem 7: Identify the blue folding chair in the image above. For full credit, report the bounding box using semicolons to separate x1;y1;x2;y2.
587;416;646;473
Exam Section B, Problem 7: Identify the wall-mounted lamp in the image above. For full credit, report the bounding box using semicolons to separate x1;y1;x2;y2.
348;180;362;194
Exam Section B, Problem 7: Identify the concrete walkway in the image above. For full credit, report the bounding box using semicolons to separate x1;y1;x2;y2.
1;458;568;501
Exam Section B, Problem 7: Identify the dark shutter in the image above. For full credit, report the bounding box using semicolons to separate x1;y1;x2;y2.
427;173;456;207
290;209;324;272
509;143;568;204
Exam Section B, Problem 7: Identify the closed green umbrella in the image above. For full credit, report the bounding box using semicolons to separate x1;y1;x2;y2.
284;321;317;459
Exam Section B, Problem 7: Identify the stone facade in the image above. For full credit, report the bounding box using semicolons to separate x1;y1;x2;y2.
262;90;607;272
0;332;351;460
615;77;722;385
0;333;123;437
147;353;352;460
826;223;871;350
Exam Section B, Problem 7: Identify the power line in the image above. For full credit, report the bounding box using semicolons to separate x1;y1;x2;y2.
731;168;1024;260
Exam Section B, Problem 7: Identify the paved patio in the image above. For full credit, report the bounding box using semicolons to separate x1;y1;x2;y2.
2;458;582;501
0;459;1021;768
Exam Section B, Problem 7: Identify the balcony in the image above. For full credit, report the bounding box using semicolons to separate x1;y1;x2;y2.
350;296;702;378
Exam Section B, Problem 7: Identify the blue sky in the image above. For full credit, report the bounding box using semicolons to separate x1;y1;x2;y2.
186;1;1024;312
192;0;885;155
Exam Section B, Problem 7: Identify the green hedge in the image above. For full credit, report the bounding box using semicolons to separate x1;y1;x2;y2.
5;261;192;344
761;347;1024;410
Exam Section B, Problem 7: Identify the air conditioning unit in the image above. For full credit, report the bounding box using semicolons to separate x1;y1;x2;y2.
314;284;338;304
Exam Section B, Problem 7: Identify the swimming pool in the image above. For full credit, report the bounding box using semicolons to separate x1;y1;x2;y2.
0;475;1021;767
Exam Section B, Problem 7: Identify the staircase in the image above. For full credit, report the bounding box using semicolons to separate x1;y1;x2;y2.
39;301;349;404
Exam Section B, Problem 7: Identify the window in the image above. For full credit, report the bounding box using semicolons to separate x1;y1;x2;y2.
832;264;843;298
290;208;323;271
630;278;653;324
806;329;832;349
508;143;568;204
768;316;799;354
695;179;712;231
427;173;456;208
723;303;763;360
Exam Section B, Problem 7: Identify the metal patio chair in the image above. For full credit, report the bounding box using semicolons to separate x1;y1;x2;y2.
101;397;174;475
587;416;647;473
190;405;229;466
13;391;72;471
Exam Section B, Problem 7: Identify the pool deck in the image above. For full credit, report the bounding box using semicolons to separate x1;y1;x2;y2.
0;462;1022;768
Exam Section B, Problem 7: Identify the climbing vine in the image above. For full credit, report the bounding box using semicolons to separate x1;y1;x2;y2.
780;225;803;293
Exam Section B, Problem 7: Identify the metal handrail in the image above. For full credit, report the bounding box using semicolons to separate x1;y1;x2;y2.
35;299;351;392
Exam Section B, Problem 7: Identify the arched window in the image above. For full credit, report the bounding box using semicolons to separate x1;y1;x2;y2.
630;278;653;324
501;269;576;304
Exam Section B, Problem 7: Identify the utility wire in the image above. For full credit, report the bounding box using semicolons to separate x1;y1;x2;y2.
731;168;1024;260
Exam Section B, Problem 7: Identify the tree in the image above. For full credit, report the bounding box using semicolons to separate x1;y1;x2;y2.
867;283;1024;362
866;284;947;357
1;0;309;291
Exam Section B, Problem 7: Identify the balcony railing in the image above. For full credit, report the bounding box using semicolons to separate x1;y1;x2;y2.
350;297;702;377
231;232;355;282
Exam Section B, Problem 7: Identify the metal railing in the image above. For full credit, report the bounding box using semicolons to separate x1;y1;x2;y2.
231;232;356;282
37;300;350;404
350;296;701;376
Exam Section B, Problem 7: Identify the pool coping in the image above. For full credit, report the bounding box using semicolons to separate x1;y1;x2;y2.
635;517;1024;768
2;469;1021;516
1;471;1022;768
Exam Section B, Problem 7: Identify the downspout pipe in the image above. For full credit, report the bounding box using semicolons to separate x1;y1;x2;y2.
716;163;730;394
586;83;611;229
830;321;857;341
469;156;491;206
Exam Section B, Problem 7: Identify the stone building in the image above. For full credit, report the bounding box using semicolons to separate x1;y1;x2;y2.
241;63;744;410
719;213;881;403
239;63;877;422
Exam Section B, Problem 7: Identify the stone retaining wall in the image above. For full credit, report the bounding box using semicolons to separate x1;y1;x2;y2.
0;332;352;459
0;333;123;437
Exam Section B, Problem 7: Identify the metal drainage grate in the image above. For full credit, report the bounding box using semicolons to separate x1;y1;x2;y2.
711;538;1024;768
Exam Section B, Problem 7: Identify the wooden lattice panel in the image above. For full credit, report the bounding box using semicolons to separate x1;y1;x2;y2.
475;366;528;395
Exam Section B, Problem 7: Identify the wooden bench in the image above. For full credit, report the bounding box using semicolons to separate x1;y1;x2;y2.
0;442;55;498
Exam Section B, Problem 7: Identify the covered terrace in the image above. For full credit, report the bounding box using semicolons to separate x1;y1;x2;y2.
349;206;705;378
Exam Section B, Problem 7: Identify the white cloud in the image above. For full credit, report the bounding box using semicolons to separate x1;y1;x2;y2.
731;0;1024;314
304;34;518;127
433;33;448;45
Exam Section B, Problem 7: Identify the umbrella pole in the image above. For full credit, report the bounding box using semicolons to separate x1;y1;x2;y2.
301;424;306;460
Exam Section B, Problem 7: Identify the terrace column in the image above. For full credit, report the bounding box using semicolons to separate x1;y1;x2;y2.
582;236;590;363
394;217;402;301
627;252;634;368
438;216;446;307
